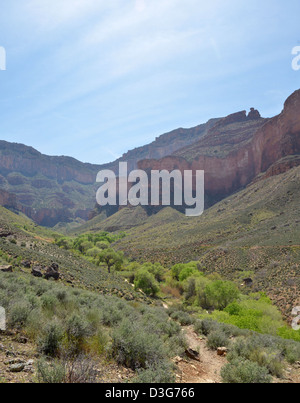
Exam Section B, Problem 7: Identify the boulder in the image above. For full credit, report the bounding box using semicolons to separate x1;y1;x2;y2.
50;263;59;271
9;363;25;373
217;347;228;356
31;266;43;278
0;265;13;273
44;266;60;281
21;260;31;268
185;348;200;361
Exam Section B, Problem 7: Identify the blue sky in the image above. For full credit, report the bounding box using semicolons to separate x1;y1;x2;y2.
0;0;299;164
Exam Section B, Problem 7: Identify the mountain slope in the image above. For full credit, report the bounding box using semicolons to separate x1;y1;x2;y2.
0;205;147;301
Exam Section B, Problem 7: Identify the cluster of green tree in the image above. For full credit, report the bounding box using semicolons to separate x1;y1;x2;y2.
55;233;300;343
122;262;166;297
54;232;125;273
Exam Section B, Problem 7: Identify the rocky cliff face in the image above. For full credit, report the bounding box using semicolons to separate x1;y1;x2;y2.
138;90;300;207
0;141;102;226
100;117;221;173
0;189;18;210
0;117;220;226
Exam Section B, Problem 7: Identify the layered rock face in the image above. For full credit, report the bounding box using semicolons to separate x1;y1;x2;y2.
0;189;18;210
0;118;220;226
100;117;221;173
138;91;300;207
0;142;102;226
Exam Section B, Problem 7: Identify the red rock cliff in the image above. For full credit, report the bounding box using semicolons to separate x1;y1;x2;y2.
138;90;300;203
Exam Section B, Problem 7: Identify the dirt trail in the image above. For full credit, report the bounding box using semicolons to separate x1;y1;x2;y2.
175;326;227;384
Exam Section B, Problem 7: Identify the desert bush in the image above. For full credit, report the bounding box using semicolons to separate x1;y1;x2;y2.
65;313;92;354
37;358;66;383
207;330;230;350
133;361;175;383
160;285;182;298
227;336;286;378
280;340;300;364
37;355;97;384
111;319;166;370
221;359;272;383
38;321;64;357
194;319;219;336
8;301;31;329
170;311;194;326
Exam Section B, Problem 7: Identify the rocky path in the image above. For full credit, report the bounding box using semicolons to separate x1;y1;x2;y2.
175;326;227;383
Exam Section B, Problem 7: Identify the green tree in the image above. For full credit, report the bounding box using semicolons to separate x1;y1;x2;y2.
134;269;160;297
205;280;240;310
97;248;124;273
86;247;102;258
141;262;165;282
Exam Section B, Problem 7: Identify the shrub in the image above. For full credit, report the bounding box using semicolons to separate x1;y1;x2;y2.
170;311;194;326
221;359;272;383
227;336;286;378
111;319;166;370
37;358;66;383
38;321;64;357
8;301;31;329
134;361;175;383
280;340;300;364
207;330;230;350
194;319;219;336
65;314;92;354
37;355;97;384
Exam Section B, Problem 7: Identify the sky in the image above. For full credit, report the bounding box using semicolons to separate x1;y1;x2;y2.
0;0;299;164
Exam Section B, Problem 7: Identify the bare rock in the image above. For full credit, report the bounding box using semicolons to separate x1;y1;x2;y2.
0;265;13;273
185;348;200;361
217;347;228;356
44;266;60;281
21;260;31;268
9;363;25;373
31;266;43;278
